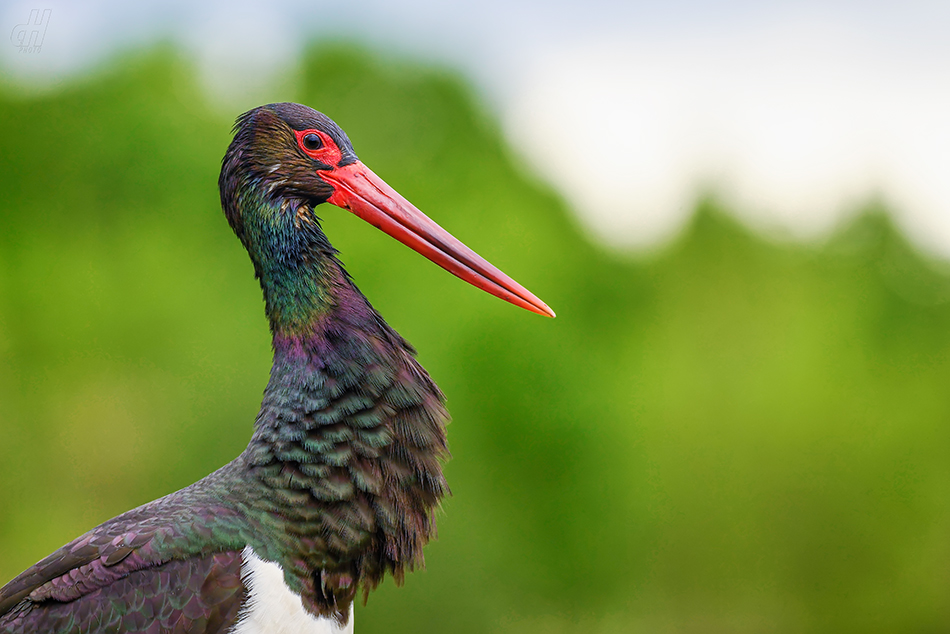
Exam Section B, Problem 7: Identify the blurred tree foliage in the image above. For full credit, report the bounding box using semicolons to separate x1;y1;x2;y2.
2;47;950;633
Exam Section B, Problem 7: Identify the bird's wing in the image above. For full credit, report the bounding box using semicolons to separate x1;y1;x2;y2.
0;549;245;634
0;471;249;633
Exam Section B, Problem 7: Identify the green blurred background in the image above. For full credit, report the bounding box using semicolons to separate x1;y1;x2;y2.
2;47;950;633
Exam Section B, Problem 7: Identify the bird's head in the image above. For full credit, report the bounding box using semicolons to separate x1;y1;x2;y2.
220;102;554;317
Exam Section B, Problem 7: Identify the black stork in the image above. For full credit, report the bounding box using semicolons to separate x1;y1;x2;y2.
0;103;553;633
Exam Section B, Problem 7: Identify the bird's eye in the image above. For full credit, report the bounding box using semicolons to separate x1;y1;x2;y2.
302;133;323;151
295;128;342;166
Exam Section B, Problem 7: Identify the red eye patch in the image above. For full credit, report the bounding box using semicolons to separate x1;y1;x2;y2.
294;128;342;167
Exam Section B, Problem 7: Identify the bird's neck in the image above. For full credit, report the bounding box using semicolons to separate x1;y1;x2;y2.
241;194;401;463
219;189;448;620
245;251;407;473
232;195;449;617
240;198;342;339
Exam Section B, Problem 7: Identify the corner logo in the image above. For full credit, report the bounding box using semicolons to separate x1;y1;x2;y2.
11;9;51;54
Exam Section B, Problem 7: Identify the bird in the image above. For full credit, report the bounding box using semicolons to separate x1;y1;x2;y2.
0;102;553;634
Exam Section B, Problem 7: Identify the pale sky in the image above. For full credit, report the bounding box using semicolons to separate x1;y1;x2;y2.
4;1;950;255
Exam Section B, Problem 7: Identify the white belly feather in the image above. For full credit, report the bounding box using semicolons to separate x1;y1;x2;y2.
232;546;354;634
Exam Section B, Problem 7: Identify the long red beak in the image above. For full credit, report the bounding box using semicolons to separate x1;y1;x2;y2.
323;161;555;317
